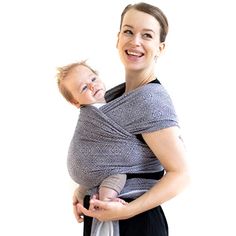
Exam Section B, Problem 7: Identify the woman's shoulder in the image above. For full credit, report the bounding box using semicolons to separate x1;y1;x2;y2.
138;83;177;117
138;82;171;103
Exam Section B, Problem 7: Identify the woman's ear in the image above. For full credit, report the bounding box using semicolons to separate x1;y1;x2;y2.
159;42;165;53
155;42;166;58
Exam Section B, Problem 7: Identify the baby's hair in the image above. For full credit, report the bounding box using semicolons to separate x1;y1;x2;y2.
56;60;98;104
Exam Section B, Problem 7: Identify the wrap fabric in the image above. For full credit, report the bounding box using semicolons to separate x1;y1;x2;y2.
67;82;179;235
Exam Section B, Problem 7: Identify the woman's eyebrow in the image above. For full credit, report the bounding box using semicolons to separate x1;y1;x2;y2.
123;24;155;33
122;24;133;28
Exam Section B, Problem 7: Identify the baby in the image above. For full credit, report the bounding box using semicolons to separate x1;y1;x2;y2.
57;60;126;204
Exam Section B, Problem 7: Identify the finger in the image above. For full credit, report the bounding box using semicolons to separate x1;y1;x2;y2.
89;199;101;211
89;200;96;211
78;214;84;223
92;194;99;200
73;198;78;205
73;204;80;223
90;199;109;210
73;204;84;223
78;203;96;218
112;198;128;205
73;194;79;205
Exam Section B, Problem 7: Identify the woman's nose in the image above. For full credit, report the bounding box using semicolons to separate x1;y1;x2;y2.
130;35;141;46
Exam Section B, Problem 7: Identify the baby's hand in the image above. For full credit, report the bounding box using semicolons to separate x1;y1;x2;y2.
89;194;127;213
89;194;99;211
112;197;128;205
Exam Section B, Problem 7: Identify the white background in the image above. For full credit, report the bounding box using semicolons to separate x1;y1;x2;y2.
0;0;235;235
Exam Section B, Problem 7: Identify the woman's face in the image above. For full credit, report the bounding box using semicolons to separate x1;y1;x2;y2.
117;9;165;71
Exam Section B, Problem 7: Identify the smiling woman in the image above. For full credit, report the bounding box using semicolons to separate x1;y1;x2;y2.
70;3;189;236
116;5;167;75
1;0;235;236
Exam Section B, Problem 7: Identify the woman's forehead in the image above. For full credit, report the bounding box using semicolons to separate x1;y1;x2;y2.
121;9;161;32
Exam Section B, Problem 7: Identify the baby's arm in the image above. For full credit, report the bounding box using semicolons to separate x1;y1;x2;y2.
99;174;126;202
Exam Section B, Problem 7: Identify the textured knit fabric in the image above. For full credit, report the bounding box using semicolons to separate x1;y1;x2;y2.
67;82;178;235
67;83;178;190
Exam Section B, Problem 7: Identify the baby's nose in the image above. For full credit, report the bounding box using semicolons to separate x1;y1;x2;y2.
88;83;95;91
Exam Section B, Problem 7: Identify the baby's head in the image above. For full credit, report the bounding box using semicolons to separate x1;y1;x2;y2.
57;60;106;108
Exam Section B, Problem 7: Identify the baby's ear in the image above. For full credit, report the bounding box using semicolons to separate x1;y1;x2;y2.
72;101;81;108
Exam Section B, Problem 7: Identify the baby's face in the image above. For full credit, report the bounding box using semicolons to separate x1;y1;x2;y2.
64;65;106;106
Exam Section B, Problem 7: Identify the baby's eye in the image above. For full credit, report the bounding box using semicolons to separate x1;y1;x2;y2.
81;85;88;92
91;77;96;82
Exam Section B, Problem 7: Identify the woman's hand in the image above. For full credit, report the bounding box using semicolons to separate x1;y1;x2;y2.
72;188;84;223
77;197;130;222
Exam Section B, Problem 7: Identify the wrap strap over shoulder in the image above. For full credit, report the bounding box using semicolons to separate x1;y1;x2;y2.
103;82;179;134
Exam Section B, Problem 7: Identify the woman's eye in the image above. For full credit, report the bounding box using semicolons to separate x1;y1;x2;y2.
143;33;152;39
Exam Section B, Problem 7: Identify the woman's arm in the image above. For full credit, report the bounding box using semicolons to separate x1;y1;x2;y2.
76;126;190;221
126;126;190;216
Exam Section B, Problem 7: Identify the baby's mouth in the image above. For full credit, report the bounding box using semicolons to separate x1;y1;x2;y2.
93;89;102;96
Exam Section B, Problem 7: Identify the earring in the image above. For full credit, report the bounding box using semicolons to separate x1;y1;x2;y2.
154;55;158;63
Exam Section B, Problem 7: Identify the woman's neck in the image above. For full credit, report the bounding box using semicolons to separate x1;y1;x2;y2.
125;70;156;93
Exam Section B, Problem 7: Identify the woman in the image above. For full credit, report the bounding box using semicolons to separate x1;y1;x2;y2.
73;2;189;235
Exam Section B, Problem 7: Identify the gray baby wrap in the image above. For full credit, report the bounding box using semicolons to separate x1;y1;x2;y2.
67;82;179;236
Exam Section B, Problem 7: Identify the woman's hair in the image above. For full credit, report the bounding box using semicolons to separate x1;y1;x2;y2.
120;2;168;42
56;60;98;104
